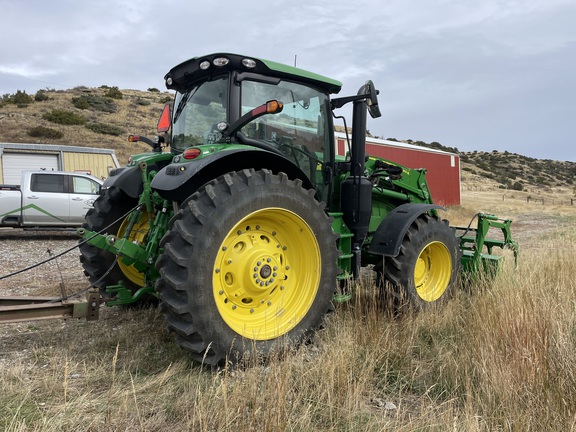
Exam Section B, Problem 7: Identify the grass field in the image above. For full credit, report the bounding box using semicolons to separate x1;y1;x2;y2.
1;188;576;431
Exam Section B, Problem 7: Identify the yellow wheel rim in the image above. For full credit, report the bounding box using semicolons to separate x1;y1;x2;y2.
414;241;452;302
117;212;150;287
213;208;321;340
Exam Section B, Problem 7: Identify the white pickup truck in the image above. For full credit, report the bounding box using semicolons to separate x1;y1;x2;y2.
0;171;103;228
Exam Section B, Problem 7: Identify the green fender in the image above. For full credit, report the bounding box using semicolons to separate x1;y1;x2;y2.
151;148;313;202
368;203;445;257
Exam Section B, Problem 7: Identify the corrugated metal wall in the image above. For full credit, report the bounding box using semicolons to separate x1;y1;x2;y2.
62;152;117;180
366;143;460;205
336;137;461;205
0;143;120;183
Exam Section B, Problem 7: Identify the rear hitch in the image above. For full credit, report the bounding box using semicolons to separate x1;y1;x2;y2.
0;291;100;323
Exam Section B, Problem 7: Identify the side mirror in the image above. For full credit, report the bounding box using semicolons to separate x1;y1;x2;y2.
364;80;381;119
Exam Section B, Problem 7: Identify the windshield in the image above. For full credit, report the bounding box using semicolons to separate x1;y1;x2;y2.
171;74;228;152
241;80;331;193
240;80;329;154
170;73;332;196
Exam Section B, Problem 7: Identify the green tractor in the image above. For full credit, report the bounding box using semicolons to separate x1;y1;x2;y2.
78;53;518;366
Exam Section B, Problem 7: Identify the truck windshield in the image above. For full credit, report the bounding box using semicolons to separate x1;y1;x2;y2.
171;74;228;152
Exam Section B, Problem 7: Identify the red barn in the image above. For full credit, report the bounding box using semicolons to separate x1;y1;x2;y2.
335;133;460;205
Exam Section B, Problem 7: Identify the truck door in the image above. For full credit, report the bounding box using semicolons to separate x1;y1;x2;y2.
68;175;101;223
23;173;70;225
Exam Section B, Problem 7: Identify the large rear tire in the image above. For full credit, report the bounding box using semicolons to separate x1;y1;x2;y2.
156;169;338;366
79;186;148;295
379;214;461;309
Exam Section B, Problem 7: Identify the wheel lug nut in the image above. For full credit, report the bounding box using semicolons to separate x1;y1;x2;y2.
267;258;271;263
232;305;237;310
280;286;284;290
253;273;258;279
237;230;242;235
250;309;254;313
219;290;224;295
222;246;227;251
257;261;261;266
270;278;274;283
256;225;260;230
273;272;277;277
260;282;265;286
286;266;290;270
256;279;261;284
273;266;278;271
227;259;232;264
215;268;221;273
272;231;276;236
267;301;272;306
254;267;258;271
283;246;287;250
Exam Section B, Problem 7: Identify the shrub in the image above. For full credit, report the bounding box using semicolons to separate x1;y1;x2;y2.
34;90;50;101
1;90;34;107
511;181;524;191
104;86;123;99
159;96;172;104
71;96;90;109
11;90;34;105
135;98;151;106
71;94;116;112
43;109;86;125
27;126;64;139
148;87;160;92
85;122;123;136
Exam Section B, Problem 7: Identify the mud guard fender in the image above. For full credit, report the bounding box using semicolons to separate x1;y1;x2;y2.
150;148;313;202
368;203;446;257
150;152;226;197
102;166;143;198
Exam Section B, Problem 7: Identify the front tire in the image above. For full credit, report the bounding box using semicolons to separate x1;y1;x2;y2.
379;214;461;309
156;169;338;366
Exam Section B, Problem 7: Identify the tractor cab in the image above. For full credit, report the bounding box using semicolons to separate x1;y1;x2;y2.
154;53;343;203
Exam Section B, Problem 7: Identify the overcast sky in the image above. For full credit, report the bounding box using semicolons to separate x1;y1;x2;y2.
1;0;574;161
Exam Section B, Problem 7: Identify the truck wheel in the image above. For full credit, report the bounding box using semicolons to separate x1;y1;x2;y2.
79;186;147;295
381;215;461;309
156;169;338;366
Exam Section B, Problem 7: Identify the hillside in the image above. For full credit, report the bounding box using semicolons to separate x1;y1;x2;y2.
1;87;575;195
0;87;171;163
386;138;576;190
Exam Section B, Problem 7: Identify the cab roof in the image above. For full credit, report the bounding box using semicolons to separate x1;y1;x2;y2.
164;53;342;94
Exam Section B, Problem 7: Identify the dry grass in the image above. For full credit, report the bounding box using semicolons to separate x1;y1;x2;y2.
2;189;576;430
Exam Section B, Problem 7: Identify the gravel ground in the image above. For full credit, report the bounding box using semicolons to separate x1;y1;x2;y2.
0;228;88;297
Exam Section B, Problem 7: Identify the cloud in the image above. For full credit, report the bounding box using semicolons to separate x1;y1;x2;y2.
0;0;575;160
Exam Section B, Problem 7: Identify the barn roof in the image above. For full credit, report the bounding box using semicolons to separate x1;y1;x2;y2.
334;132;458;157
